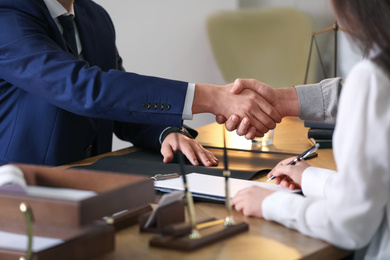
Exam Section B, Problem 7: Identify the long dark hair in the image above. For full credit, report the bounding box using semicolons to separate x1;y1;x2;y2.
331;0;390;74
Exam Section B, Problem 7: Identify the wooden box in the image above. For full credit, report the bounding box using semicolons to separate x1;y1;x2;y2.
0;164;155;259
0;164;155;228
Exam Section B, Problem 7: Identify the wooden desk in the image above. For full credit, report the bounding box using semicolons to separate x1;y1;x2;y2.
65;117;349;259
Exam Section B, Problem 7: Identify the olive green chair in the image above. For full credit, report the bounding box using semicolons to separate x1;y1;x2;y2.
207;7;316;87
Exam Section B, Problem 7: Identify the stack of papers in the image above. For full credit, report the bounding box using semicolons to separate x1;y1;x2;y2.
0;231;64;252
154;173;299;202
26;186;97;201
305;120;335;148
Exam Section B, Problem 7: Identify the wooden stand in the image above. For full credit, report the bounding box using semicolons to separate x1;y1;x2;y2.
150;221;249;251
139;200;185;234
105;204;153;231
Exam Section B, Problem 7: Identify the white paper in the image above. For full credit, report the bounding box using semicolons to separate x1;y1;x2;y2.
0;164;27;193
26;186;97;201
154;173;299;199
0;231;63;252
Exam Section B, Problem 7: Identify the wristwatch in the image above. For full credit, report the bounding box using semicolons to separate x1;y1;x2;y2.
160;127;194;144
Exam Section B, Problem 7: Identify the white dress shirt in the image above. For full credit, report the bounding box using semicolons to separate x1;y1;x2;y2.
263;60;390;260
43;0;194;120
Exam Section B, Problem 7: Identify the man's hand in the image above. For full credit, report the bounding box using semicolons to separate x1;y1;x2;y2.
216;79;300;139
193;82;283;136
161;133;218;167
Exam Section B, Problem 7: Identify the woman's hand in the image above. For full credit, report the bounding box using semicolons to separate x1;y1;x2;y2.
232;186;275;218
267;157;310;190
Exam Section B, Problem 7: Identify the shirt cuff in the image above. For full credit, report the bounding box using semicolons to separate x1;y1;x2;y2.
262;191;307;230
301;167;335;199
182;83;195;120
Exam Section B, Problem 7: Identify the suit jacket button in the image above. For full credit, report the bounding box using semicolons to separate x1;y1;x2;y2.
142;103;151;109
156;103;164;110
163;104;171;110
151;103;157;110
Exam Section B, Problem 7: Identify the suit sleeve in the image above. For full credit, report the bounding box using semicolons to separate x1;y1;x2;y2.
113;122;165;151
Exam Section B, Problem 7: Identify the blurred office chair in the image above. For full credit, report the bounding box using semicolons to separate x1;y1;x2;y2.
207;8;316;87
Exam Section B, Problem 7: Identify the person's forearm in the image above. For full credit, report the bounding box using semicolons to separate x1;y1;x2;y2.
274;87;300;117
192;83;219;114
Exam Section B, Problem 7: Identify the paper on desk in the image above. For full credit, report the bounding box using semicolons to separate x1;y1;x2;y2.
26;186;97;201
154;173;299;202
0;231;64;252
0;164;27;193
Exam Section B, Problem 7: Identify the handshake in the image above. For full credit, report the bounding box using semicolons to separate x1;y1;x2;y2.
193;79;300;139
162;78;303;167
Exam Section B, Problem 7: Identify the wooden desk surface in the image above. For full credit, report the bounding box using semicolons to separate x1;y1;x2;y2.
66;117;348;259
194;117;336;171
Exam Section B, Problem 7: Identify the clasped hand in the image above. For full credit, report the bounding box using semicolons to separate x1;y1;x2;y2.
216;78;299;139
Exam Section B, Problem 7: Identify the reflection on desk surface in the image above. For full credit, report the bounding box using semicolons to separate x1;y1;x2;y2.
195;119;313;154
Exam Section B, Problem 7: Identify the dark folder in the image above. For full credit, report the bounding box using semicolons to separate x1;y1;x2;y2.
72;148;297;181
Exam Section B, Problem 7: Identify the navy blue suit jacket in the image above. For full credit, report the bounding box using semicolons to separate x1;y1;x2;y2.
0;0;189;166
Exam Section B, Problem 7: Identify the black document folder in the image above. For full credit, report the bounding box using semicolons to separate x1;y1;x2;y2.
73;148;296;180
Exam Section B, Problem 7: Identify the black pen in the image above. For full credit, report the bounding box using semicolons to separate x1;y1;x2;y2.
267;143;320;182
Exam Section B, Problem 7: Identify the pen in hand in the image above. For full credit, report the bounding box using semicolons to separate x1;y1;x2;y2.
267;143;320;182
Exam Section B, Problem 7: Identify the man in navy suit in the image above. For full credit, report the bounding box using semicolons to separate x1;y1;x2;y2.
0;0;280;166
